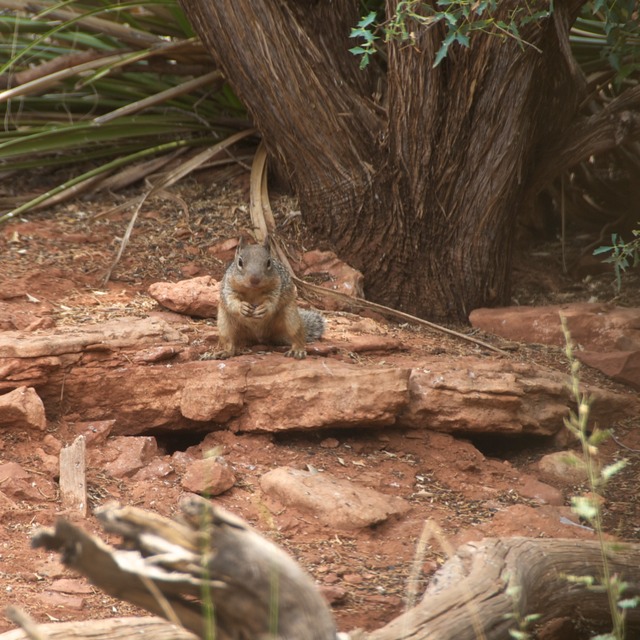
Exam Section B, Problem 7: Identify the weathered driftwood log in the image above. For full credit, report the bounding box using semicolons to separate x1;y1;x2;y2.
0;617;196;640
369;537;640;640
10;499;640;640
30;497;337;640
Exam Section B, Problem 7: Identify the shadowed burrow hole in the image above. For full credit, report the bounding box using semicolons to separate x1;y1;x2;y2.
152;428;210;454
468;433;558;464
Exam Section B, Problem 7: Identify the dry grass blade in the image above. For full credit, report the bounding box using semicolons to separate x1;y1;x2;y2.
249;141;275;240
0;0;165;48
95;150;189;196
146;128;257;196
0;50;155;102
93;70;224;125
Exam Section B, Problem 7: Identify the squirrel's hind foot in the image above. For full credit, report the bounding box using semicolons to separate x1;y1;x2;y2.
284;347;307;359
200;347;251;360
200;350;232;360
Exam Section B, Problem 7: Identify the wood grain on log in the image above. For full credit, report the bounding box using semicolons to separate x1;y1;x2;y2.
369;537;640;640
59;435;87;516
30;497;337;640
21;499;640;640
0;617;196;640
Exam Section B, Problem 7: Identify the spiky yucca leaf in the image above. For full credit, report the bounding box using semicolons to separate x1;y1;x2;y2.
0;0;250;219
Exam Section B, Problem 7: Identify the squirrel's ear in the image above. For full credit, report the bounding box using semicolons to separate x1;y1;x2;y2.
237;236;246;252
262;234;271;250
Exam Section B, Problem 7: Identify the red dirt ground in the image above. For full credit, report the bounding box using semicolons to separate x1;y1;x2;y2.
0;172;639;637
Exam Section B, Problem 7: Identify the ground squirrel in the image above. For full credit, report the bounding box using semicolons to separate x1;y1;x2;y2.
211;237;325;359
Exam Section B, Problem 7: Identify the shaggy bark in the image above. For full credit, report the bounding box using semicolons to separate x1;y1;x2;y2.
176;0;640;321
19;502;640;640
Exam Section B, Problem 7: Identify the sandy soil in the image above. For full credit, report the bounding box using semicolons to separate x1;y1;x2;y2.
0;170;639;636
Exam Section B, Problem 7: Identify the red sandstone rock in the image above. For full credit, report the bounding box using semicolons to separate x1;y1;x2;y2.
577;349;640;390
517;474;564;506
101;436;159;478
298;249;364;311
148;276;220;318
0;386;46;431
260;466;410;529
470;303;640;350
470;303;640;389
0;461;55;500
181;457;236;495
36;592;85;611
49;579;94;595
234;360;410;432
399;359;627;436
537;451;589;484
0;317;186;360
0;319;636;438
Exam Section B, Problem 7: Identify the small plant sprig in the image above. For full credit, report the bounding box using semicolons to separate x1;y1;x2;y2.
593;229;640;293
560;315;637;640
504;584;541;639
349;0;552;69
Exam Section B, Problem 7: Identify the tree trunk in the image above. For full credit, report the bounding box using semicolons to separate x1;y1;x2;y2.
176;0;640;321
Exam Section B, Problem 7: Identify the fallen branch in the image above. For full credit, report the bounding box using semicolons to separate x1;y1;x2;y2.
9;500;640;640
0;615;196;640
30;498;337;640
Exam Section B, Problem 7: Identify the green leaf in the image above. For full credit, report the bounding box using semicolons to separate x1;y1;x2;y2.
433;29;457;67
358;11;377;28
455;32;470;47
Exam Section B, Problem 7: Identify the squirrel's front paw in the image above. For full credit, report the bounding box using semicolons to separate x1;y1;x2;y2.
252;303;268;319
284;347;307;359
240;302;255;317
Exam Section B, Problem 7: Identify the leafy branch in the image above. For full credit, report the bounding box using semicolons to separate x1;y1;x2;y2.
350;0;552;68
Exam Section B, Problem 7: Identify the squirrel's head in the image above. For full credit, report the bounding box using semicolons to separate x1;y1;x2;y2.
234;236;274;287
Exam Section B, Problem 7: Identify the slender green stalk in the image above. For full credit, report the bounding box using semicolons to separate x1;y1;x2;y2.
561;314;629;640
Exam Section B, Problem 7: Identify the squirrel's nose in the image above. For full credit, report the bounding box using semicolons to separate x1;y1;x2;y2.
250;275;261;286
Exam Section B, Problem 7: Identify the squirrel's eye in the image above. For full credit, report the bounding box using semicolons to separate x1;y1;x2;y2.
266;258;272;269
237;257;243;268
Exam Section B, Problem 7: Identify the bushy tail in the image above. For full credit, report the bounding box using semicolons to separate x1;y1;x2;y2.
300;309;325;342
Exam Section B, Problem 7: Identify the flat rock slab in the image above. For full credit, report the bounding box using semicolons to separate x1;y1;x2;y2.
400;359;629;435
260;467;409;529
0;317;188;390
0;317;186;358
470;303;640;389
470;303;640;351
1;319;637;436
148;276;220;318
